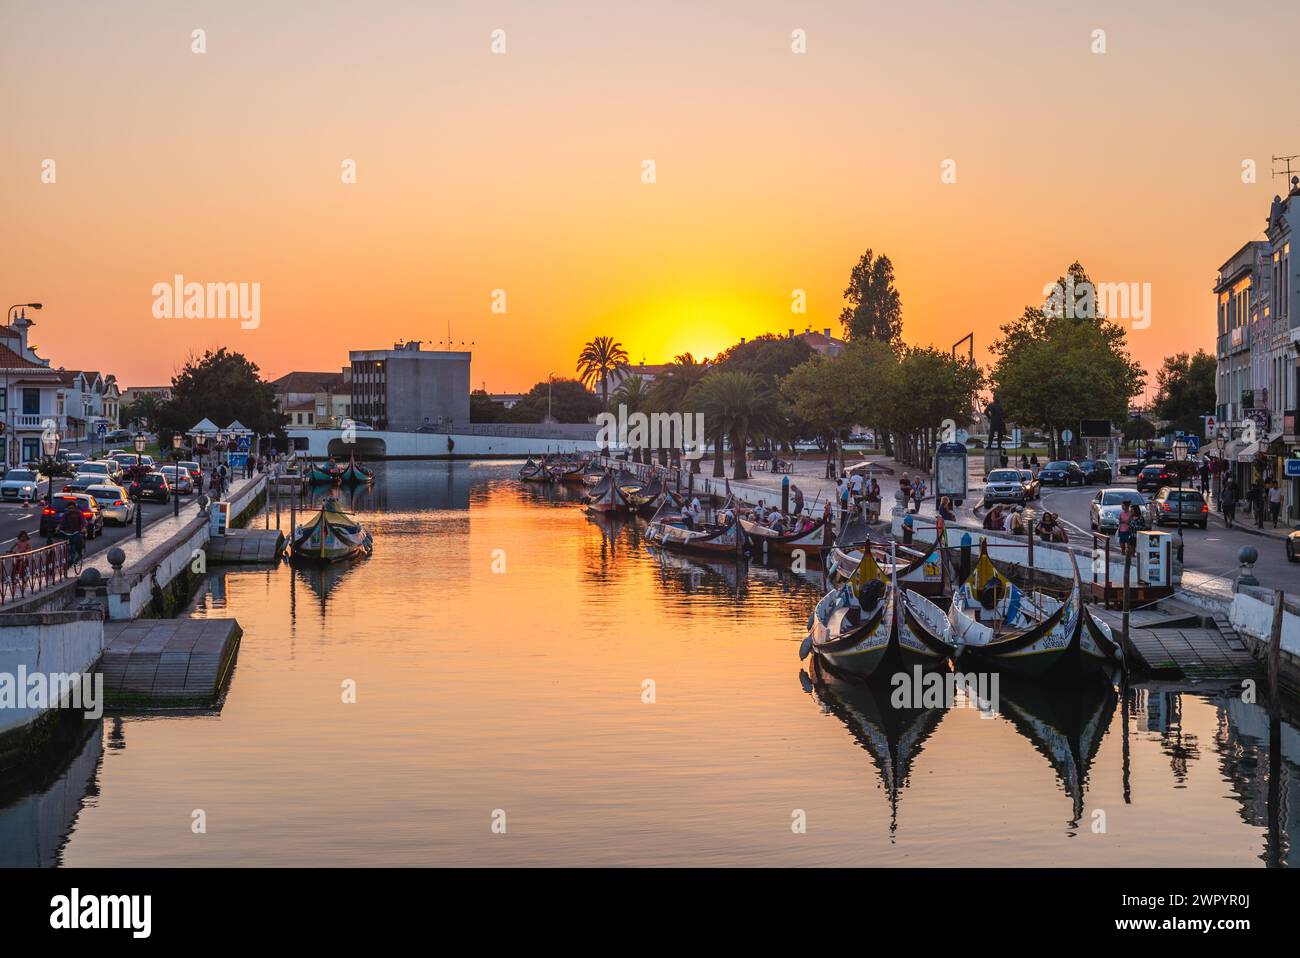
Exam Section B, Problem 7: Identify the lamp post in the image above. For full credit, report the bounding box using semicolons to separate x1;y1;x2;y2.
172;432;183;517
41;427;59;542
1173;438;1189;562
5;303;42;470
134;431;147;538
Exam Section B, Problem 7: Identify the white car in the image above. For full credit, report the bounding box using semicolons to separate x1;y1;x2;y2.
0;468;43;502
73;460;121;482
983;468;1027;504
85;483;136;525
1089;488;1149;533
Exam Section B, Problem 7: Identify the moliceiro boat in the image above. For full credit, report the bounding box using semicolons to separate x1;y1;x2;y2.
740;514;828;562
290;498;373;563
644;500;745;558
584;472;624;513
799;548;897;679
306;461;342;484
947;541;1120;679
339;456;374;485
518;458;549;482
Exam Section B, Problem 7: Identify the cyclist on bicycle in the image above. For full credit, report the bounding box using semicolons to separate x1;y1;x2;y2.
56;499;87;567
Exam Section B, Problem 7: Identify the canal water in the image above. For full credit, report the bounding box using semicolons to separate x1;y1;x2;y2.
3;462;1296;866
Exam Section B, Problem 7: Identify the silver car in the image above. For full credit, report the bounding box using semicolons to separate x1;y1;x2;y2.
157;465;194;494
0;468;42;501
983;468;1027;504
85;484;135;525
1089;488;1148;532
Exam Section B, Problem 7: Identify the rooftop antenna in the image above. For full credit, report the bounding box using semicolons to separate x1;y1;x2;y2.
1271;154;1300;190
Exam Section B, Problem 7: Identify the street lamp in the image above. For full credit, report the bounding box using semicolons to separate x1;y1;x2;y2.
41;427;59;541
1172;438;1189;562
133;431;147;538
5;304;41;469
172;433;183;517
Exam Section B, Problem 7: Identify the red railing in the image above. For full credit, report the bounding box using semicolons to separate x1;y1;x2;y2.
0;540;71;604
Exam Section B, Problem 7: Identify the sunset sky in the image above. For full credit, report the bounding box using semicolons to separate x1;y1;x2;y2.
2;0;1295;396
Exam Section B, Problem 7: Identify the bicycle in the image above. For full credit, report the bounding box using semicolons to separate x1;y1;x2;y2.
55;530;84;575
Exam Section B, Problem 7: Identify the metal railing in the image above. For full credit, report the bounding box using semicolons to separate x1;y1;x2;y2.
0;539;71;604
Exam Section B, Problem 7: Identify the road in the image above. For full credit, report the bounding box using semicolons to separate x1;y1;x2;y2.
0;491;201;564
968;466;1297;594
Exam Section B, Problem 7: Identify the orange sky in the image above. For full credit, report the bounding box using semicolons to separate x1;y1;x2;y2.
2;1;1295;398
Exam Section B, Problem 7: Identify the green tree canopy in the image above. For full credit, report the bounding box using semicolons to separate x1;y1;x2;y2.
687;370;780;479
838;249;903;348
504;378;602;423
156;348;284;440
576;336;629;408
1151;350;1216;436
988;262;1145;455
713;334;813;386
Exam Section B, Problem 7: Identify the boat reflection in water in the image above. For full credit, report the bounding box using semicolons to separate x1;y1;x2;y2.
0;719;103;867
802;658;947;838
995;675;1116;830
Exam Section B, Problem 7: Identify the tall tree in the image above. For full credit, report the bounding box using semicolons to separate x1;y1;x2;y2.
838;249;903;348
989;262;1145;457
576;336;629;408
1151;350;1216;437
891;347;983;471
612;375;654;462
157;348;284;439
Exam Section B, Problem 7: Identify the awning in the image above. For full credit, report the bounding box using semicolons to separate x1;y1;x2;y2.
188;418;219;435
1236;441;1261;463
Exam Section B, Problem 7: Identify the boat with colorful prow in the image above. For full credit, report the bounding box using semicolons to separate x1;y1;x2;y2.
947;540;1119;679
798;548;898;679
518;457;549;482
584;472;624;514
290;497;373;563
339;455;374;485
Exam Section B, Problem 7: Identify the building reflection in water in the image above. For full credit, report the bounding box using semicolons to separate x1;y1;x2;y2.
0;719;104;867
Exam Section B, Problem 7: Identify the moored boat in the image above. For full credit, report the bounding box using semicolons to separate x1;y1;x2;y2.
305;461;342;484
339;456;374;485
799;549;897;679
584;472;625;513
948;541;1089;679
644;500;745;557
290;497;373;563
519;457;550;482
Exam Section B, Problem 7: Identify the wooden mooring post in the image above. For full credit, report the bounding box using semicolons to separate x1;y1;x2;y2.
1269;588;1284;707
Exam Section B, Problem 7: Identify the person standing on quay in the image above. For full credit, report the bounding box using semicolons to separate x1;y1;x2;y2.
1268;478;1282;527
1222;478;1238;528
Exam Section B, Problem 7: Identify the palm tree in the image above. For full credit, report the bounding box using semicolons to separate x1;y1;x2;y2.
649;353;710;469
576;336;629;409
611;375;653;462
689;371;779;480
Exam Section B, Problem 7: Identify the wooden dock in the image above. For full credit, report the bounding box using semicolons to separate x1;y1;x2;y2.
206;529;285;564
101;618;242;707
1093;606;1260;678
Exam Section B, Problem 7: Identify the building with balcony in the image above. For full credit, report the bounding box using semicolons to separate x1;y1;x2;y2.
1;311;74;466
349;341;470;431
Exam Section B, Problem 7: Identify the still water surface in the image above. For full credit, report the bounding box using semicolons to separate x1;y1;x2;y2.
3;462;1296;866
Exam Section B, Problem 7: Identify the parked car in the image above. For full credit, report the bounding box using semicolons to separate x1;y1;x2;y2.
1089;488;1149;532
85;483;136;525
157;465;194;494
1018;469;1041;500
1136;463;1175;494
1119;459;1143;477
73;460;121;482
1037;460;1086;486
129;471;171;503
1077;459;1113;485
1287;529;1300;563
0;468;43;502
983;468;1027;504
39;493;105;539
1151;488;1209;529
104;429;132;443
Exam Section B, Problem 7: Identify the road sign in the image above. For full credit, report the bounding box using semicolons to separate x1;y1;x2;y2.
236;435;250;452
1185;435;1200;453
1204;415;1216;438
1286;458;1300;479
1061;429;1073;444
96;422;107;436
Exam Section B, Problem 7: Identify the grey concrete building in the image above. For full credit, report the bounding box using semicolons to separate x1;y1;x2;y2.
349;341;470;431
